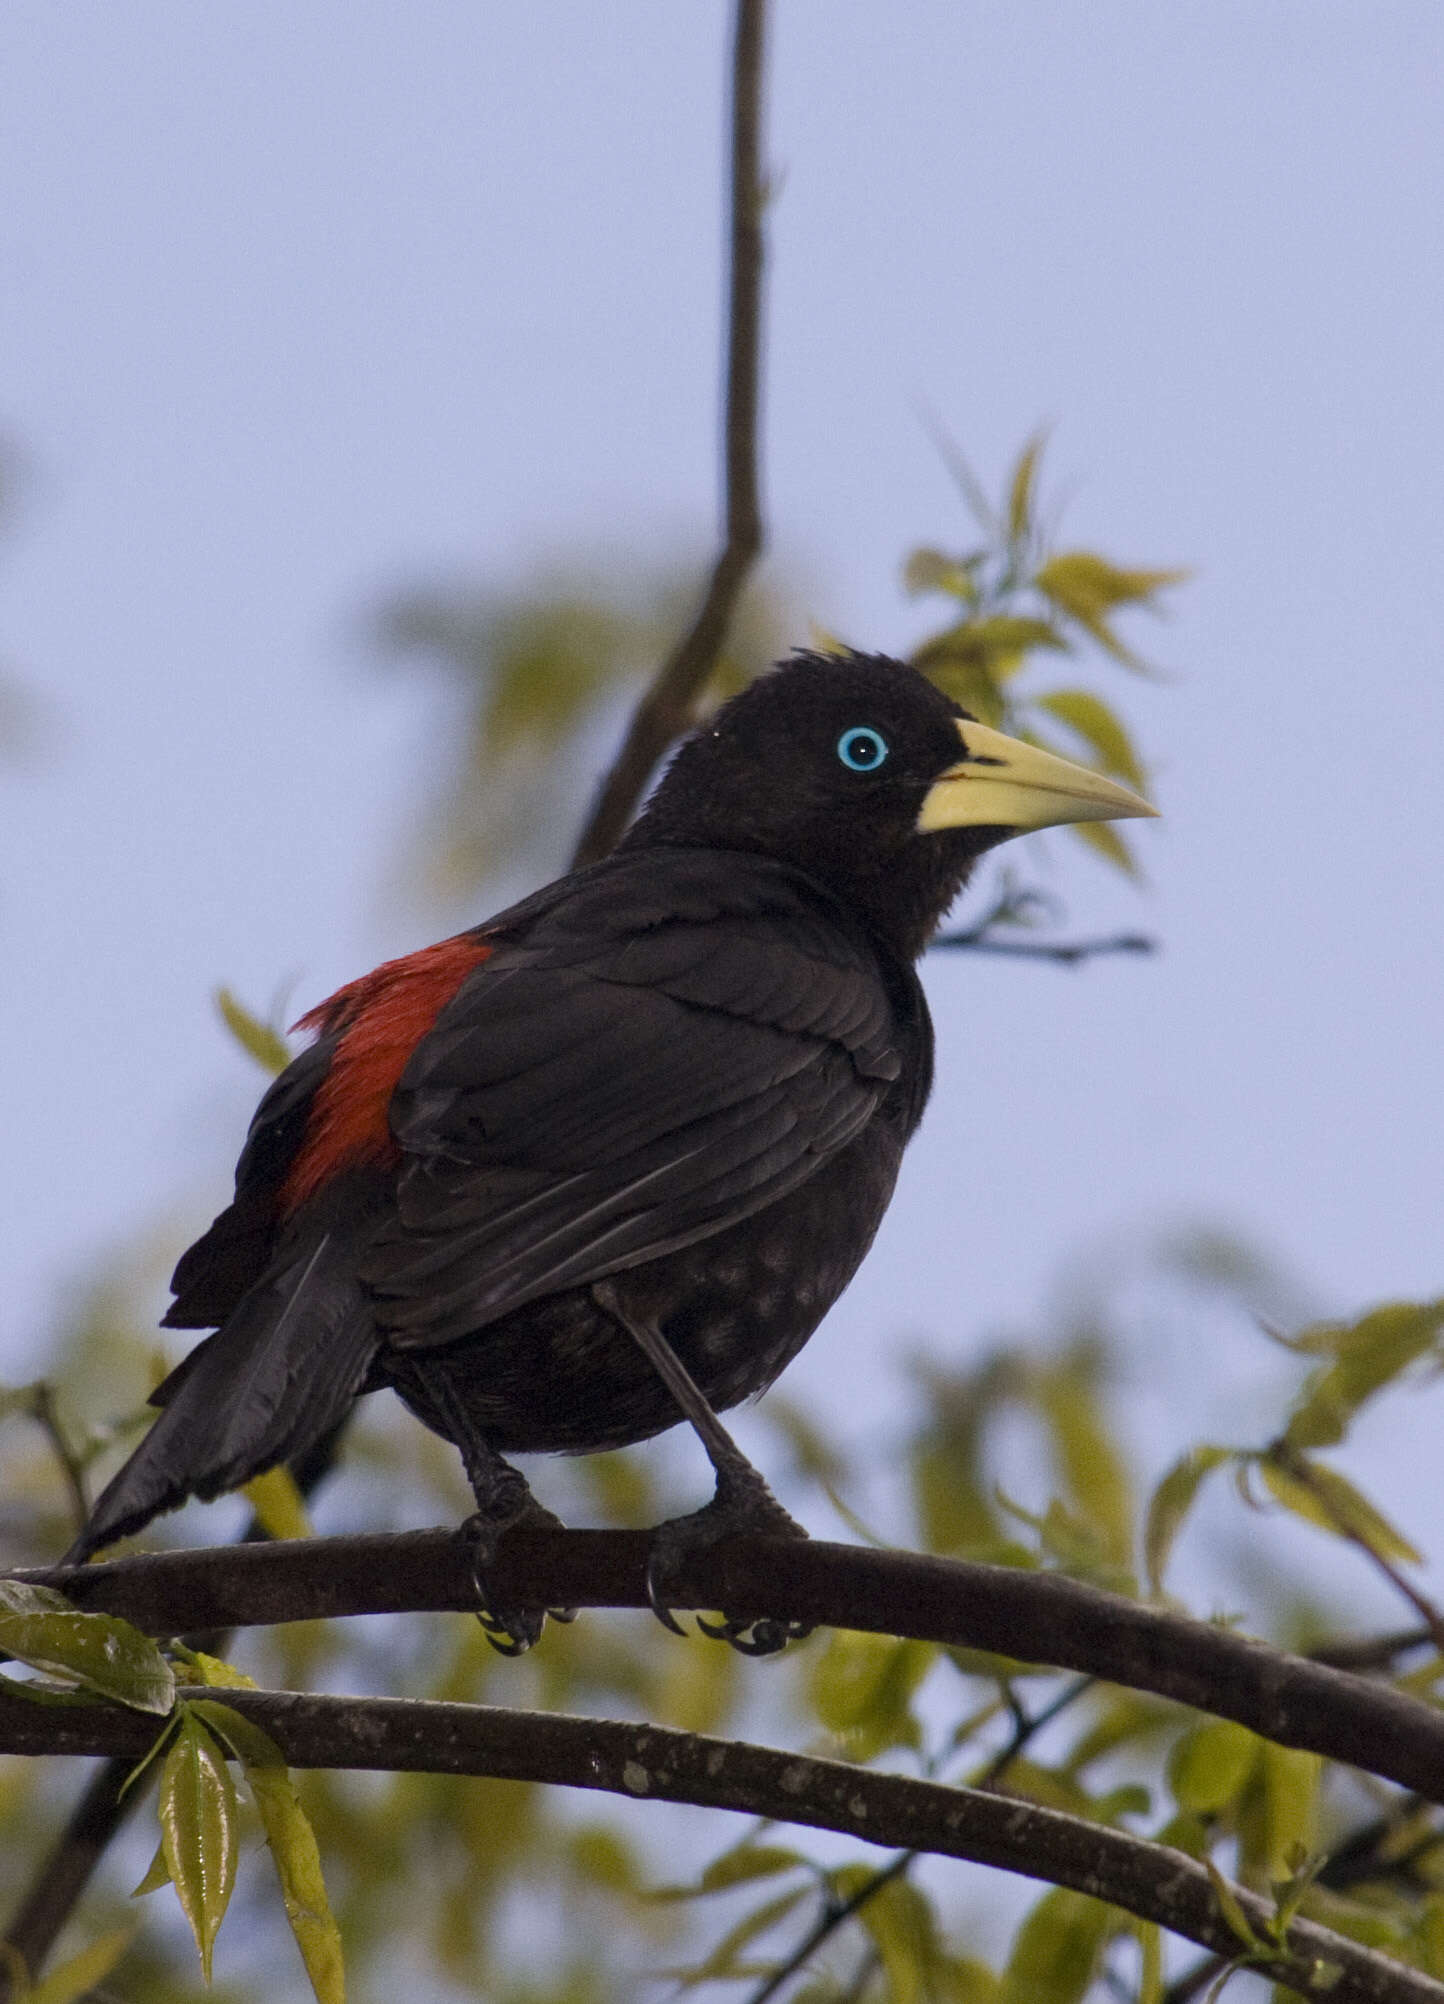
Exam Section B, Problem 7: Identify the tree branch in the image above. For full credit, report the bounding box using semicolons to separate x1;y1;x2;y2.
568;0;768;866
12;1528;1444;1803
0;1683;1435;2004
930;927;1157;966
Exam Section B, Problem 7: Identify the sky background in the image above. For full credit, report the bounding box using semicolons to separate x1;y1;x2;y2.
2;3;1442;1603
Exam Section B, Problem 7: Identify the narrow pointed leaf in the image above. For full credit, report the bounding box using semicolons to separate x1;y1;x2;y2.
241;1464;316;1541
1259;1454;1423;1565
1008;432;1047;546
903;546;984;604
1035;688;1147;788
132;1839;171;1896
191;1700;346;2004
1145;1446;1230;1595
215;986;291;1075
0;1582;174;1714
25;1927;135;2004
1072;816;1138;877
159;1709;238;1982
1285;1299;1444;1450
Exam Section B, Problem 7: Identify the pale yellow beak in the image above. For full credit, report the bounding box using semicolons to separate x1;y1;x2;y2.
917;717;1159;835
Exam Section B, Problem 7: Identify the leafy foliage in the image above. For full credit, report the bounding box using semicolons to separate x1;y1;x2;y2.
905;433;1184;879
2;452;1435;2004
7;1246;1444;2002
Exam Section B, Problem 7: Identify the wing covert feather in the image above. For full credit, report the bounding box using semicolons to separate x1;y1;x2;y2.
363;851;908;1347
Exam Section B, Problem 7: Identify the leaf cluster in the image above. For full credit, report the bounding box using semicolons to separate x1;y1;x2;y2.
904;433;1184;879
6;1270;1444;2003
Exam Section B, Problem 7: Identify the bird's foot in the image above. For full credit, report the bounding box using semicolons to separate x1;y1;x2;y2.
459;1479;576;1656
646;1463;812;1657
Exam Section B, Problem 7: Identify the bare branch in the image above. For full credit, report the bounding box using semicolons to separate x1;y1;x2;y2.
931;928;1157;967
0;1683;1435;2004
12;1528;1444;1803
569;0;768;866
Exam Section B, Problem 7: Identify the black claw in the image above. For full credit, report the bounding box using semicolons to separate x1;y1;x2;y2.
460;1504;567;1656
695;1610;813;1657
644;1467;811;1653
644;1548;693;1636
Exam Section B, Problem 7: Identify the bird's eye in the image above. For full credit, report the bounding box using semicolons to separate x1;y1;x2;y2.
836;726;889;772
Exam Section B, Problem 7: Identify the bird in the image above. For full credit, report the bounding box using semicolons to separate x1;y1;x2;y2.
68;650;1155;1650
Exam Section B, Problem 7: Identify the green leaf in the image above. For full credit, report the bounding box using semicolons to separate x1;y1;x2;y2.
1203;1859;1268;1955
1168;1719;1260;1815
809;1631;935;1760
172;1645;258;1690
1145;1445;1231;1595
215;986;291;1076
241;1464;316;1541
851;1870;945;2004
663;1887;808;1988
132;1839;171;1896
1284;1300;1444;1450
159;1709;238;1982
1258;1453;1423;1565
1002;1887;1115;2004
1242;1744;1321;1885
1132;1921;1163;2004
1035;550;1189;615
1034;688;1146;789
0;1582;175;1714
1034;1348;1135;1569
1008;432;1047;548
1071;815;1138;877
24;1927;134;2004
1032;552;1184;675
651;1840;806;1902
903;546;985;605
190;1700;346;2004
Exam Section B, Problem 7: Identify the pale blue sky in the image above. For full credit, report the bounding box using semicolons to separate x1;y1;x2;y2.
2;4;1441;1581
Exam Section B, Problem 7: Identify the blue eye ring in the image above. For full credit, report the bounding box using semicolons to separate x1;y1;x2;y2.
836;726;889;772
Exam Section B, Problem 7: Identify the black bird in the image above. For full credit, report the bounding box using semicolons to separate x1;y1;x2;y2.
70;651;1155;1648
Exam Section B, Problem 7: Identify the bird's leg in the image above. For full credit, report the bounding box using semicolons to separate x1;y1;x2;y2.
591;1280;811;1656
407;1362;575;1656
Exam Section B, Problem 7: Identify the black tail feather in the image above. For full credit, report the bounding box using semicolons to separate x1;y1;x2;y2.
67;1227;380;1564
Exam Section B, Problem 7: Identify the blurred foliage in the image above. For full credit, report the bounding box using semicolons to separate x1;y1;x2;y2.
905;431;1184;880
368;433;1178;915
5;1237;1444;2003
370;556;800;900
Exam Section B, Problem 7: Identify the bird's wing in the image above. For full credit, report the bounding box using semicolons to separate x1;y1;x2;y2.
165;1033;340;1329
364;853;904;1347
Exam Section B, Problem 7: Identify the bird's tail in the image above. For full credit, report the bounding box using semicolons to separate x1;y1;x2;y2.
67;1226;380;1564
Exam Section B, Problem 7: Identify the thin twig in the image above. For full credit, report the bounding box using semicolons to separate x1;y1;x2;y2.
931;928;1157;966
1;1684;1436;2004
569;0;768;865
25;1385;89;1533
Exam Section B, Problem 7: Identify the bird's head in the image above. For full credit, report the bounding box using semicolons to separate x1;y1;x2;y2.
626;650;1157;958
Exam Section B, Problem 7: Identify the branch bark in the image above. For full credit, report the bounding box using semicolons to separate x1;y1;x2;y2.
568;0;768;866
13;1526;1444;1803
0;1683;1435;2004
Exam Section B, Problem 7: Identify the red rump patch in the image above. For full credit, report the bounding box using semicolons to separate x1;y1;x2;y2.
279;932;492;1213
